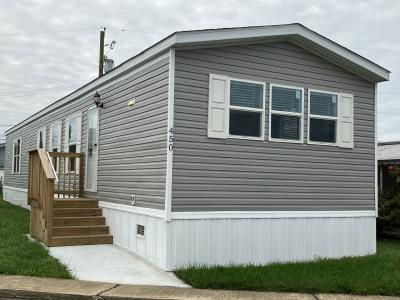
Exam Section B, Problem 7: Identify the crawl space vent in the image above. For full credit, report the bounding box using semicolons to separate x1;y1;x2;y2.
137;224;145;237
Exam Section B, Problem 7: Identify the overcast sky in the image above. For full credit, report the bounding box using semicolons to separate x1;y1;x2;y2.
0;0;399;143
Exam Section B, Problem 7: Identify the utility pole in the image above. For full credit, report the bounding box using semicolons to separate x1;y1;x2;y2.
99;27;105;77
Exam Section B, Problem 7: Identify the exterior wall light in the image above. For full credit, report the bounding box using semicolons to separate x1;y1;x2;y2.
93;91;104;109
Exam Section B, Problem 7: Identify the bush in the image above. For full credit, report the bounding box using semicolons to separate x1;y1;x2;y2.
377;193;400;239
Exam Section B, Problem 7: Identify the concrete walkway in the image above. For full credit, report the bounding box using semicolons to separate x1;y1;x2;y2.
49;244;187;287
0;275;398;300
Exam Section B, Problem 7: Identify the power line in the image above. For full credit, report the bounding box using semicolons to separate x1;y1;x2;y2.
0;86;80;100
0;84;81;96
0;27;99;37
1;79;89;86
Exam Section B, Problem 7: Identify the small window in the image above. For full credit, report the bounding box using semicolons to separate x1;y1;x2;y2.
269;85;303;142
37;128;46;149
308;90;338;144
229;80;265;139
12;138;22;174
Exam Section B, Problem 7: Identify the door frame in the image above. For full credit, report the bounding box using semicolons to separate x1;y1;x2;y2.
85;105;100;192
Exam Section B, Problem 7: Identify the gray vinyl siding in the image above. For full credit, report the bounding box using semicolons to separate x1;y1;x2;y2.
4;55;169;210
172;42;376;212
0;144;4;170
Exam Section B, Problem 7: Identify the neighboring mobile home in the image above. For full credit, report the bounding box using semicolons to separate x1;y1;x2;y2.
0;143;4;183
3;24;390;270
377;141;400;194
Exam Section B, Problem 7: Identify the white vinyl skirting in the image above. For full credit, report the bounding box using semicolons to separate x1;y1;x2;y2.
99;202;376;271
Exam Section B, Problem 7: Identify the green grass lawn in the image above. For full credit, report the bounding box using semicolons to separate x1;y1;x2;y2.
175;240;400;296
0;195;72;279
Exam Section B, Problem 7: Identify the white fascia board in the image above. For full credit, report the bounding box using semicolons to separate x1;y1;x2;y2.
171;210;376;220
174;24;389;81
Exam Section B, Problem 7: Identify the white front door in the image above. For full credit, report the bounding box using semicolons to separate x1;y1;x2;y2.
85;107;99;192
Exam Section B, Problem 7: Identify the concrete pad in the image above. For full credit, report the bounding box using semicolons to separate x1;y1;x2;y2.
101;285;315;300
49;244;188;287
0;275;115;299
317;294;400;300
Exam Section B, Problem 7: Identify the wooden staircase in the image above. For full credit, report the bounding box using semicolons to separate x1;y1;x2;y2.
49;198;113;246
28;149;113;247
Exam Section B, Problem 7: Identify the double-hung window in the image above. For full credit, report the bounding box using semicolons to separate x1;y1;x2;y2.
308;90;339;145
37;127;46;149
12;138;22;174
65;115;81;172
208;74;265;140
229;80;265;139
269;84;303;142
50;122;62;171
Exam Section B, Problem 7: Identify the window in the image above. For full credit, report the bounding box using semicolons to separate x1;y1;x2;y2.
65;115;81;172
269;84;304;142
207;74;265;140
50;122;62;171
308;90;339;144
229;80;265;139
12;138;22;174
37;128;46;149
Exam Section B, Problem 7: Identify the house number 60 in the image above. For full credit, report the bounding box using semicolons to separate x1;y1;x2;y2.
168;127;174;151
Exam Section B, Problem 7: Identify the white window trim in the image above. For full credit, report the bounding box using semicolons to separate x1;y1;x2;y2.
85;105;100;192
50;121;62;173
268;83;304;144
37;127;47;149
227;77;266;141
12;137;22;174
307;88;340;147
50;121;62;152
65;113;82;174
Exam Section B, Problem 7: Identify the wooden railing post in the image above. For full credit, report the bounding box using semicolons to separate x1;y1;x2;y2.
79;153;85;197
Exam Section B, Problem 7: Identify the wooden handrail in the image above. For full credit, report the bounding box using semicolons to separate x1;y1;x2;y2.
30;149;56;180
28;149;56;245
48;152;82;158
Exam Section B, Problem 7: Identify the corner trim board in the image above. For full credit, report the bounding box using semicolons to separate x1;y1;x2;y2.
165;48;175;222
171;210;376;219
375;83;378;217
98;201;165;219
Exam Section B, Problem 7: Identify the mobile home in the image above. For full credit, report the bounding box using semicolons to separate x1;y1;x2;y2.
3;24;390;270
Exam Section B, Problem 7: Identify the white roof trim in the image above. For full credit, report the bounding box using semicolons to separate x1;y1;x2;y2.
6;23;389;135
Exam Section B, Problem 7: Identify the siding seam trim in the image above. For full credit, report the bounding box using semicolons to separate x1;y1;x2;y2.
98;201;165;218
171;210;376;219
3;185;28;192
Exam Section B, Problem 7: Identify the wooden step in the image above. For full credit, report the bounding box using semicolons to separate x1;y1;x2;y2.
54;199;98;209
53;216;106;227
49;234;113;247
53;208;102;217
52;225;109;237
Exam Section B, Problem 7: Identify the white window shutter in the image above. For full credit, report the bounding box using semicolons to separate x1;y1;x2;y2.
208;74;229;138
339;93;354;148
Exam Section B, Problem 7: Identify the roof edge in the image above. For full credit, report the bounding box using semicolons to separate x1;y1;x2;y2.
6;23;390;136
